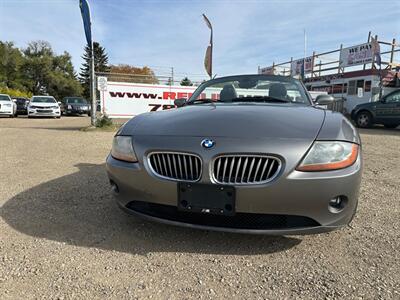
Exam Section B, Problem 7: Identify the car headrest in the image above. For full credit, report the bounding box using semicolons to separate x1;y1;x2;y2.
269;83;287;99
220;84;238;102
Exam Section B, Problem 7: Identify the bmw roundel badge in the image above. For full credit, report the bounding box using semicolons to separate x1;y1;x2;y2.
201;139;215;149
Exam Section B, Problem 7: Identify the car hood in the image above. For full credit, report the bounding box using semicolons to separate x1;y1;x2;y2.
122;104;326;140
0;100;13;104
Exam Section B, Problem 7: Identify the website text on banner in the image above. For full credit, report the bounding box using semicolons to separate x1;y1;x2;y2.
100;82;197;118
100;81;304;118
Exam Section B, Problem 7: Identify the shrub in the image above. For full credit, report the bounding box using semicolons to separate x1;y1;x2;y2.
0;86;32;98
95;114;113;128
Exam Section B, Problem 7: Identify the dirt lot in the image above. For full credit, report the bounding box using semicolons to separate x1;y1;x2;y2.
0;116;399;299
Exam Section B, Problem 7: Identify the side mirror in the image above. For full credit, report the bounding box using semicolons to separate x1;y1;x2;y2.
315;94;335;105
380;97;386;103
58;101;62;105
174;98;186;107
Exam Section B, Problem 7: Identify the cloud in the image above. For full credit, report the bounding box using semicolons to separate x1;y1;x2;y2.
1;0;399;80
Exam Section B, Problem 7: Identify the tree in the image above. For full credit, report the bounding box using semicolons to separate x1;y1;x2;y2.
108;64;158;84
21;40;82;99
79;42;109;99
0;41;26;91
180;77;193;86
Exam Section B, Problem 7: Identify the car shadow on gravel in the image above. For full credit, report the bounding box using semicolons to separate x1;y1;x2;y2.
1;163;301;255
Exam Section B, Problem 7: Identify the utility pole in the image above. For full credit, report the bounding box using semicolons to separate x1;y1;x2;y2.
90;42;96;126
303;29;307;81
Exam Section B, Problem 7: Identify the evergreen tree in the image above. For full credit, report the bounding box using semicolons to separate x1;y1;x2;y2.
79;42;109;99
180;77;193;86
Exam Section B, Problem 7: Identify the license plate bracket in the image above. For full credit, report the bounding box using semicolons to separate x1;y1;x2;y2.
178;183;235;216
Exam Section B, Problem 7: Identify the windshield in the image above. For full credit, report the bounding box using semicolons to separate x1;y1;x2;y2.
32;96;56;103
188;75;311;105
0;95;11;101
65;98;87;104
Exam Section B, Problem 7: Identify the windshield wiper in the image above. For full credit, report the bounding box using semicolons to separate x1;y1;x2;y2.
186;98;215;105
230;96;290;103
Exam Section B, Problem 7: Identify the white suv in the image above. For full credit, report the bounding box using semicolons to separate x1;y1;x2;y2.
28;96;61;118
0;94;17;117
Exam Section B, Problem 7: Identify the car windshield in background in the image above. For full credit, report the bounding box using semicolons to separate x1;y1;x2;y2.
66;98;87;104
32;97;56;103
188;75;311;105
0;95;11;101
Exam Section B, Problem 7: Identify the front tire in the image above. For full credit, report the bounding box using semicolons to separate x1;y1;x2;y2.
356;111;372;128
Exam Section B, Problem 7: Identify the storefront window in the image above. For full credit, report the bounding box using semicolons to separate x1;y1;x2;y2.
348;80;356;95
365;80;372;92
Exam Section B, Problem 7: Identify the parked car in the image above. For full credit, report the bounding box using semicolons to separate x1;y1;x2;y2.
351;89;400;128
13;97;30;115
0;94;17;117
61;97;91;116
106;74;362;235
27;96;61;118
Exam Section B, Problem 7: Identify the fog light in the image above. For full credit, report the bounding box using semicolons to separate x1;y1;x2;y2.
110;180;119;194
328;195;348;213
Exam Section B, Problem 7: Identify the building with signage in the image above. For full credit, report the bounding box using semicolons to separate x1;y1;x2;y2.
258;33;400;112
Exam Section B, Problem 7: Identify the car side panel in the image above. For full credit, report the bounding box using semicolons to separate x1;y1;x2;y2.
317;111;360;144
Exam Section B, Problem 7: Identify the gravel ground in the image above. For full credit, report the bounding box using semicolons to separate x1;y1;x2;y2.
0;116;399;299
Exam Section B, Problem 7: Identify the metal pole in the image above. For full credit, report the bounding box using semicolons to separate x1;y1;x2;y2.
90;43;96;126
210;26;213;79
363;31;371;70
390;38;396;70
303;29;306;81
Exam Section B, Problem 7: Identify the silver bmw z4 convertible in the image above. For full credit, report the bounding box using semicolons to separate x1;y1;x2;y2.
106;74;362;235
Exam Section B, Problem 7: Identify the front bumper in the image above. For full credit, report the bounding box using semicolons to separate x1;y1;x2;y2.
17;108;28;114
0;107;13;115
28;108;60;117
106;138;362;235
0;111;13;115
65;107;89;114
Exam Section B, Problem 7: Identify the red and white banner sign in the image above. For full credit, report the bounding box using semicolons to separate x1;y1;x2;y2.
290;56;314;76
339;42;375;68
100;82;197;118
259;66;275;75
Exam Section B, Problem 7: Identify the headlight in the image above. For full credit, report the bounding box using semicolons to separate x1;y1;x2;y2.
29;105;37;109
4;103;12;107
111;136;137;162
296;141;359;171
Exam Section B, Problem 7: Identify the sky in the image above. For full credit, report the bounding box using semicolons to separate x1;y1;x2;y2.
1;0;399;81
